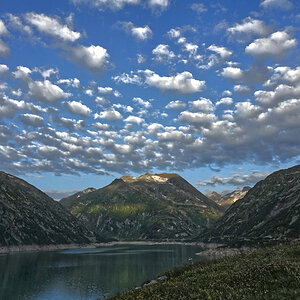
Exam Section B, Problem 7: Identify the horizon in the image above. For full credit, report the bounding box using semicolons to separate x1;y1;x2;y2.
0;0;300;198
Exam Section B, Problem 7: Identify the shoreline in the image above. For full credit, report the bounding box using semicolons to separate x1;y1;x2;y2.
0;241;224;254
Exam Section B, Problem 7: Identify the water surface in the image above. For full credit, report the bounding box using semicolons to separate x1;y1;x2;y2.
0;244;204;300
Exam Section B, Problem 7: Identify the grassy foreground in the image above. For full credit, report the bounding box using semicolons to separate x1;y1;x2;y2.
109;242;300;300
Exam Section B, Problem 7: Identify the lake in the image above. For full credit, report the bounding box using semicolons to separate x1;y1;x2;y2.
0;243;205;300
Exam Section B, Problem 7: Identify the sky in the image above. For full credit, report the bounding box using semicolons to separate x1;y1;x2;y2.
0;0;300;199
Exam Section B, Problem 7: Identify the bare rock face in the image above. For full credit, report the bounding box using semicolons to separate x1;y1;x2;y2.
60;173;223;241
207;187;251;210
0;172;95;246
204;165;300;242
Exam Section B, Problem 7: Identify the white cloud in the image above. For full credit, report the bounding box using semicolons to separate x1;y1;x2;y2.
260;0;292;10
0;20;9;57
143;70;206;94
227;17;269;40
121;22;152;40
198;170;269;187
68;45;110;73
0;64;9;75
221;67;244;80
234;85;252;94
148;0;169;9
179;111;216;125
190;98;214;112
191;3;207;13
124;115;144;124
216;97;233;106
29;80;70;103
72;0;140;10
152;44;175;63
65;101;91;117
21;113;44;126
113;71;143;85
25;13;81;42
166;100;186;110
137;54;146;64
132;97;151;108
96;108;122;121
208;44;232;59
245;31;297;57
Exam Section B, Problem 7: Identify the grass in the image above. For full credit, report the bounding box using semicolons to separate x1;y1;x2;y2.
109;242;300;300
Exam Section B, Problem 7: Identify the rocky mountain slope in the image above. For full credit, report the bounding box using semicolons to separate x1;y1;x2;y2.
204;165;300;242
0;171;95;246
207;187;251;210
60;173;223;241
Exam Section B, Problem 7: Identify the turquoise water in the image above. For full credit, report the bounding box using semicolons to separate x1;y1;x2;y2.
0;244;204;300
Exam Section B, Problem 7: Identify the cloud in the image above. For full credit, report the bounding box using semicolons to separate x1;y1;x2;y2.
152;44;175;63
20;113;44;126
121;22;152;40
166;100;186;110
148;0;169;9
189;98;214;112
197;170;269;187
65;101;91;117
0;19;9;57
227;17;270;41
260;0;292;10
143;70;206;94
25;13;81;42
179;111;216;125
132;97;151;108
245;31;297;58
72;0;140;10
96;108;122;121
124;115;144;124
28;80;71;103
216;97;233;106
208;44;232;59
113;70;206;94
234;85;253;94
67;44;110;73
191;3;207;14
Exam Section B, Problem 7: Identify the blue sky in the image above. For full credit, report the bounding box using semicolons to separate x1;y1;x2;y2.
0;0;300;199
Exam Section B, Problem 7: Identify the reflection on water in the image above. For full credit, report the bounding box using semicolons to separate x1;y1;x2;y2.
0;244;204;300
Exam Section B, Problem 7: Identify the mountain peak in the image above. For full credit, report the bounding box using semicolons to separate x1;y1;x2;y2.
120;172;180;184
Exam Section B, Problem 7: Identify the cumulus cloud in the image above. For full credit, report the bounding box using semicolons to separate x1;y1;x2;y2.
28;80;70;103
96;108;122;121
179;111;216;125
143;70;206;94
227;17;270;41
67;44;110;73
121;22;152;40
124;115;144;124
148;0;169;9
166;100;186;110
260;0;292;10
65;101;91;117
216;97;233;106
132;97;151;108
197;170;269;187
152;44;175;63
0;19;9;57
245;31;297;58
190;98;214;112
25;13;81;42
20;113;44;126
208;44;232;59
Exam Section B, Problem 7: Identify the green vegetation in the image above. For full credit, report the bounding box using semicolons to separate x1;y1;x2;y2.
109;243;300;300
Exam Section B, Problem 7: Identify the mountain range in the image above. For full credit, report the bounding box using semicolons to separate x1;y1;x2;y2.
60;173;223;240
0;171;95;246
0;165;299;247
204;165;300;242
207;187;251;210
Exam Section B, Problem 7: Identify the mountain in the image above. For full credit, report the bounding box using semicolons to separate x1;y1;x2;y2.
207;187;251;210
0;171;95;246
204;165;300;242
60;173;223;241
